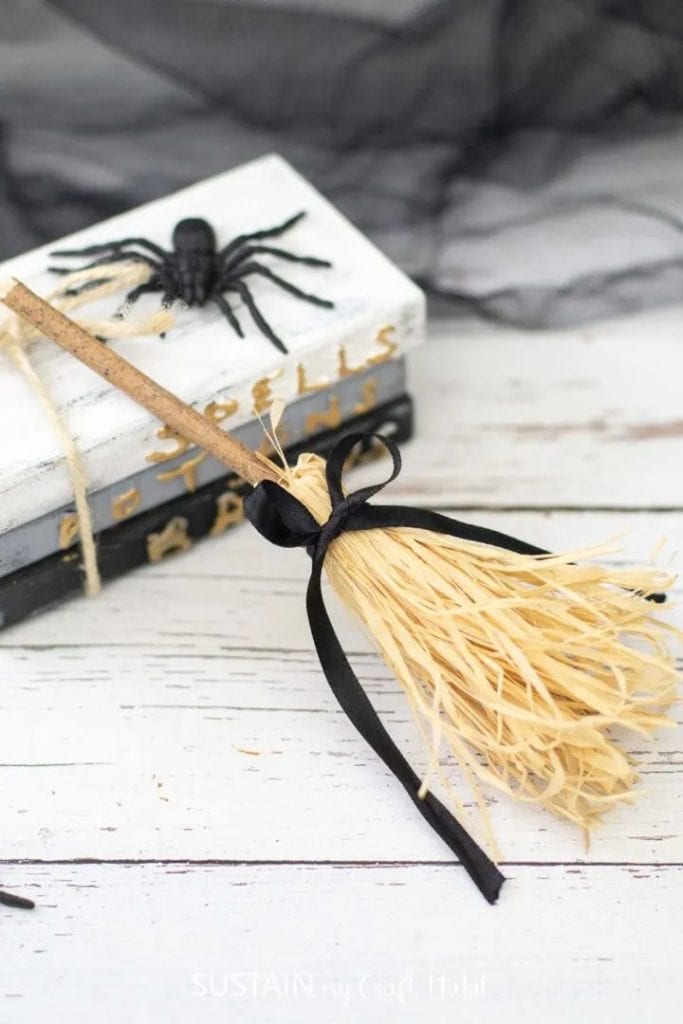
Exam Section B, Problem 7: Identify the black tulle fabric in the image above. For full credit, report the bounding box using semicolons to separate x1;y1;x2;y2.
3;1;683;326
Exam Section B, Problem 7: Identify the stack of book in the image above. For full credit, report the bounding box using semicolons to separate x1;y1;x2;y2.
0;155;424;628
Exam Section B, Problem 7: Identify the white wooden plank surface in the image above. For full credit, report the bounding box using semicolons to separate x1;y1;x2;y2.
0;511;680;865
396;305;683;507
2;863;680;1024
2;319;682;1023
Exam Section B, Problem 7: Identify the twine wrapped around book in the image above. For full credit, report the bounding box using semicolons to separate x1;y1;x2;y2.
0;264;174;596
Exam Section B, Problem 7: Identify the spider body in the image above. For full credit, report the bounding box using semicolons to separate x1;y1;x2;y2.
50;212;333;354
172;217;218;307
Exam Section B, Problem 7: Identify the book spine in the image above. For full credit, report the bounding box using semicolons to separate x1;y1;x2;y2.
0;359;406;578
0;395;413;631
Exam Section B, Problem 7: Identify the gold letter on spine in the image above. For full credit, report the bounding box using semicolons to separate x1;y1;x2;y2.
112;487;141;521
338;324;398;378
147;516;192;562
146;397;237;478
156;452;206;493
146;424;192;464
354;378;378;415
204;398;239;424
337;346;366;379
366;325;398;366
297;363;330;395
251;370;283;414
305;396;342;433
59;513;80;550
210;493;244;536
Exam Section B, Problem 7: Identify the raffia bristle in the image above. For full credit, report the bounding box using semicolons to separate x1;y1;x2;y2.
283;452;680;856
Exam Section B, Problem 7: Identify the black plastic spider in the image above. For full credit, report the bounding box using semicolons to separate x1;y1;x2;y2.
49;212;334;354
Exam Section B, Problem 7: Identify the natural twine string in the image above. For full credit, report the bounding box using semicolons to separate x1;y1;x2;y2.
0;264;175;596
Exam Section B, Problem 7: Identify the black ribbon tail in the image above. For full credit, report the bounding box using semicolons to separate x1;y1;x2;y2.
354;503;549;555
0;889;35;910
354;505;666;603
306;555;505;904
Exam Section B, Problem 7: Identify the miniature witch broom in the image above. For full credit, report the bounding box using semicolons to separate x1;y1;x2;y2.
2;279;678;906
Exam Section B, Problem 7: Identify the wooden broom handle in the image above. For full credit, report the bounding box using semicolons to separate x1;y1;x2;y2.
0;278;279;485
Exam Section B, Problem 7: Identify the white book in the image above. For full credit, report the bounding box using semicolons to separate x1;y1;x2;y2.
0;154;425;535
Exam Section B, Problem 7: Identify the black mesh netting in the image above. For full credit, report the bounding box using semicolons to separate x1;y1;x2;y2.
3;0;683;326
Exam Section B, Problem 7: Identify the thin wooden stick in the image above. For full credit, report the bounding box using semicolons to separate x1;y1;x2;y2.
0;278;278;485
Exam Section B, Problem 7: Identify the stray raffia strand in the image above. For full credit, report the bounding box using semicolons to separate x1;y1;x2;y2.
282;452;679;858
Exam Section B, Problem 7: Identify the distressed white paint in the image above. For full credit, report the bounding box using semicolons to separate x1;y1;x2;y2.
1;320;682;1022
0;628;680;864
396;306;683;507
1;863;681;1024
0;154;425;533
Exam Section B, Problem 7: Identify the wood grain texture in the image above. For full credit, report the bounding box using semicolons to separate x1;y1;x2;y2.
1;863;680;1024
0;508;680;866
1;322;681;1022
0;643;680;865
391;306;683;507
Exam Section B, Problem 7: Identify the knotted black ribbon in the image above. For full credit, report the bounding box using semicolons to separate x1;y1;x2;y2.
245;431;660;904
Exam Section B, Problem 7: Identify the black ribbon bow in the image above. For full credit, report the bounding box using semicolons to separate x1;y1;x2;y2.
244;432;558;904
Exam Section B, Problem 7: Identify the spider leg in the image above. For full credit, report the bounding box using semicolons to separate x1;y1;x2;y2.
51;236;167;259
226;281;288;354
230;261;334;308
119;279;162;310
219;211;306;258
49;251;160;275
213;293;244;338
222;244;332;274
153;264;183;309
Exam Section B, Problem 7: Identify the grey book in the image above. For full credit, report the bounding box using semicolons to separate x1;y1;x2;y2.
0;358;406;579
